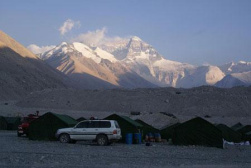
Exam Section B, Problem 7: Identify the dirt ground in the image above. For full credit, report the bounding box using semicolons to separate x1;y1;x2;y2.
0;131;251;168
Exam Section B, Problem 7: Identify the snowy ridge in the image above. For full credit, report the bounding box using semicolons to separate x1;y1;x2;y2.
176;66;225;88
94;47;117;63
73;42;101;63
36;36;251;88
219;61;251;74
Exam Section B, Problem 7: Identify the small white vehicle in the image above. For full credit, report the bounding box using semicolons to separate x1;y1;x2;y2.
55;120;121;146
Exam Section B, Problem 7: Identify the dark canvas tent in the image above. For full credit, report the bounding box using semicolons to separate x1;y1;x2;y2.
236;125;251;134
160;123;180;140
104;114;143;141
216;124;242;143
231;122;243;131
29;112;77;141
245;131;251;141
236;125;251;141
76;117;86;122
4;117;21;130
135;119;159;137
0;116;8;130
172;117;223;148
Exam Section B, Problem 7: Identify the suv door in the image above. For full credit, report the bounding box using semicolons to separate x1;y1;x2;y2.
87;121;100;140
71;121;99;140
71;121;89;140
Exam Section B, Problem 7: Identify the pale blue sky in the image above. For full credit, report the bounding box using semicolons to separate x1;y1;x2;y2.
0;0;251;65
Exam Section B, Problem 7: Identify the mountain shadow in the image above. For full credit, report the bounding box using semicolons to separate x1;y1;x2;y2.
0;46;69;100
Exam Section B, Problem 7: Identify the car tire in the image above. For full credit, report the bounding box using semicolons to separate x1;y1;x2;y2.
59;134;70;143
96;135;108;146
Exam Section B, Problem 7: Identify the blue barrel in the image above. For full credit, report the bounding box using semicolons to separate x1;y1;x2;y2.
154;133;161;142
154;133;160;138
147;133;154;142
126;133;133;144
133;133;142;144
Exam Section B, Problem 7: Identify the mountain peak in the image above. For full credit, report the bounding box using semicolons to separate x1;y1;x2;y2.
59;42;68;46
0;30;38;59
130;36;142;41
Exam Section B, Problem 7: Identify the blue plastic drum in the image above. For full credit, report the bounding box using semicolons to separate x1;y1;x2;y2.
126;133;133;144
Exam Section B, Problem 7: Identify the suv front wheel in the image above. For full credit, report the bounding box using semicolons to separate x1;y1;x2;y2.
96;135;108;146
59;133;70;143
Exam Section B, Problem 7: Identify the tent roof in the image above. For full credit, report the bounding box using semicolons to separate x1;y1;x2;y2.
135;119;157;129
160;122;180;130
0;116;6;119
231;122;243;131
105;114;143;127
216;124;242;143
237;125;251;134
172;117;223;148
76;117;86;121
47;112;77;126
246;131;251;135
117;115;143;127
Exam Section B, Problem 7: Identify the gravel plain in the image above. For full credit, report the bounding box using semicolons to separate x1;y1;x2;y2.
1;131;251;168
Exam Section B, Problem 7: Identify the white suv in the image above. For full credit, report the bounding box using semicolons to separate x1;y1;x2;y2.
55;120;121;146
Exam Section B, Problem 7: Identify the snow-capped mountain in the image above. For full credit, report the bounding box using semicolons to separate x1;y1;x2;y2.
35;36;251;89
177;66;225;88
39;41;155;89
219;61;251;74
100;36;196;87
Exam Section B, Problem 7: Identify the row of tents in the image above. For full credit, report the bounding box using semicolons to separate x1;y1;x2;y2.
1;112;251;148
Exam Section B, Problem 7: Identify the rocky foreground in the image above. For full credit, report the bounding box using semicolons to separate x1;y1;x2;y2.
0;131;251;168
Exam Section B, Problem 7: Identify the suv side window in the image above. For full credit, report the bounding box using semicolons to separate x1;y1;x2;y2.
99;121;111;128
75;121;88;128
88;121;99;128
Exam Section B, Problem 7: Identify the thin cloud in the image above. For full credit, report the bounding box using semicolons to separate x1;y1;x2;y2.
71;27;129;47
59;19;80;35
27;44;56;54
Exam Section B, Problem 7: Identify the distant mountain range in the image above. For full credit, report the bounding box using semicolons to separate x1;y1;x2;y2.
1;29;250;97
37;36;251;89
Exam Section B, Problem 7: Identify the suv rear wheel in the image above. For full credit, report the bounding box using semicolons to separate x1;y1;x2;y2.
59;133;70;143
96;135;108;146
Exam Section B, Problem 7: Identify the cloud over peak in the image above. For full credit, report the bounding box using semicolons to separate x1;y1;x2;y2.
59;19;80;35
71;27;106;46
71;27;129;47
27;44;56;54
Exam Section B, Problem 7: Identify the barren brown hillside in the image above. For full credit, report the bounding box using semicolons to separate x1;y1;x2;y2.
0;30;71;100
